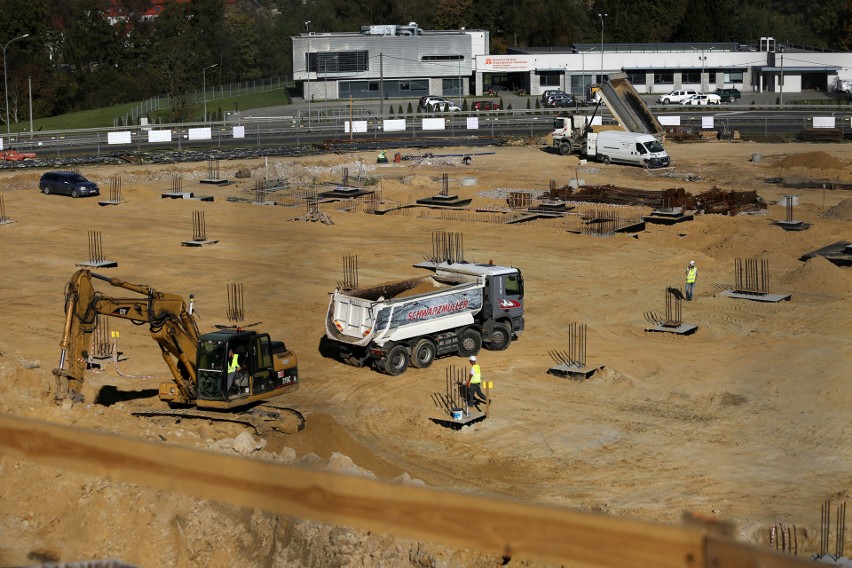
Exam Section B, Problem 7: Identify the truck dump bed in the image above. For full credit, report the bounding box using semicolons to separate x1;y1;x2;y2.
600;72;664;140
327;272;482;346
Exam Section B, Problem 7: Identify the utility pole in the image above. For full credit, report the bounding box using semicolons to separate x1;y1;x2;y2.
3;33;29;137
305;21;311;129
597;13;607;83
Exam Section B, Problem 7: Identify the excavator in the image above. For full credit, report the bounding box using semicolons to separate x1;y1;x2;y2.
53;270;301;431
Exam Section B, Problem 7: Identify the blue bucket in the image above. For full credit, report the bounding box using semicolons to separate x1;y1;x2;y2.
451;408;463;421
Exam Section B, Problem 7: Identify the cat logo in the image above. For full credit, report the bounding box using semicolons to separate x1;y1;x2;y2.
113;307;130;316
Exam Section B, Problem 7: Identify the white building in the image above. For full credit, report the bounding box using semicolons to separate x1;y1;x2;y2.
293;28;850;100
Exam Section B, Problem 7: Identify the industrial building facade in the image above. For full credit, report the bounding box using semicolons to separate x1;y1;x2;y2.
292;27;851;101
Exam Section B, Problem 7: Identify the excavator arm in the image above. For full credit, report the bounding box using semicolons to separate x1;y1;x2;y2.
53;269;200;403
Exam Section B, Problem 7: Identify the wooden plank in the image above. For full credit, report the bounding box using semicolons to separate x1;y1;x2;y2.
0;414;810;567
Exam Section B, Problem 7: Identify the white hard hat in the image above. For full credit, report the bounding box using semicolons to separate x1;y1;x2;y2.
469;355;476;362
689;260;695;265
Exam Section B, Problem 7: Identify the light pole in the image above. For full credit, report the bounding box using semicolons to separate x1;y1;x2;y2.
305;21;311;127
3;33;29;137
202;63;217;123
597;13;607;83
693;47;713;91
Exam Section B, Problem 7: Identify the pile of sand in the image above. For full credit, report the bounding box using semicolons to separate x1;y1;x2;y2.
821;198;852;220
773;151;848;171
777;255;852;296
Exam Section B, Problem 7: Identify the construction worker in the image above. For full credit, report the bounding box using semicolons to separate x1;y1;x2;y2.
466;355;486;407
377;149;388;164
685;260;698;301
226;347;245;393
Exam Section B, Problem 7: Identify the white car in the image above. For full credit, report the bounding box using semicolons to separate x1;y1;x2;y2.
680;93;722;106
658;90;698;104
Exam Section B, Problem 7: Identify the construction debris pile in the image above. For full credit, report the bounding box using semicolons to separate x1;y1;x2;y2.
546;184;766;215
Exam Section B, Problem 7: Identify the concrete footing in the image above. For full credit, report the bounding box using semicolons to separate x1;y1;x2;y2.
719;290;791;302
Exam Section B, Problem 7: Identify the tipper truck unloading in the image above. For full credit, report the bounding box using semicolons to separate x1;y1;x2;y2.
552;72;665;161
324;261;524;375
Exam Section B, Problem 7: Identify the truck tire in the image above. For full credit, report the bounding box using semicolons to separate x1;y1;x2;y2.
559;142;572;156
383;344;410;376
601;155;611;165
410;338;436;368
485;323;512;351
662;98;671;104
457;328;482;358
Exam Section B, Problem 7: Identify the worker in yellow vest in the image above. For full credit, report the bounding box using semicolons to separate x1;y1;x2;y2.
226;347;245;393
685;260;698;301
465;355;486;407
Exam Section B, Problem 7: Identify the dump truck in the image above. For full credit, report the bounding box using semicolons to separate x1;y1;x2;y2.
324;261;524;375
552;72;664;157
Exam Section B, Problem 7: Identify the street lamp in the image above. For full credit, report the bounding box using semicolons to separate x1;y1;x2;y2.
693;47;713;91
597;13;607;83
202;63;217;123
305;21;311;127
3;33;29;137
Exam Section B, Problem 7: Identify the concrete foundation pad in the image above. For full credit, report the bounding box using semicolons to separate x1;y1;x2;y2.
547;364;599;380
800;241;852;267
181;239;219;247
162;192;194;199
646;323;698;335
97;200;123;207
0;219;15;225
430;409;486;429
318;188;374;199
77;260;118;268
87;353;127;370
774;220;810;231
200;179;229;186
719;290;792;302
643;211;694;225
416;195;472;207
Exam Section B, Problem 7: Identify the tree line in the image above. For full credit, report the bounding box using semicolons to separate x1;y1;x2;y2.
0;0;849;124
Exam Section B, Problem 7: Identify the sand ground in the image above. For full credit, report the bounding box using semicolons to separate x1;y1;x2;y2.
0;139;850;567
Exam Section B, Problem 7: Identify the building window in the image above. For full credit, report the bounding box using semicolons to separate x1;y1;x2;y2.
442;77;463;96
422;54;464;61
681;71;700;83
654;73;674;85
538;72;561;87
625;72;646;85
724;71;744;83
308;51;368;73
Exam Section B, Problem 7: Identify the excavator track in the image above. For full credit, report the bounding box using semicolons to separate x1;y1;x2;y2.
132;404;305;435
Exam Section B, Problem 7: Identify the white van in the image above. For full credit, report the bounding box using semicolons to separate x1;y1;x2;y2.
585;131;670;168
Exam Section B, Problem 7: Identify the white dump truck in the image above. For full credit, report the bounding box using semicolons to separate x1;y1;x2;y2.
324;261;525;375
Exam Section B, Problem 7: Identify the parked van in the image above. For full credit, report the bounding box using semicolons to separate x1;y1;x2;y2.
585;131;670;168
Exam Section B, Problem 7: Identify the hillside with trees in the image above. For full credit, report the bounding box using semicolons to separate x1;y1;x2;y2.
0;0;849;123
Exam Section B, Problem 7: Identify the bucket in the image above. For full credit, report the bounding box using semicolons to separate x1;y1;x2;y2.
451;408;463;421
751;153;761;163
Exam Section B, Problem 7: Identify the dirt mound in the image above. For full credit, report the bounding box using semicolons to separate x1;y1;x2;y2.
821;198;852;220
778;255;852;297
773;151;847;171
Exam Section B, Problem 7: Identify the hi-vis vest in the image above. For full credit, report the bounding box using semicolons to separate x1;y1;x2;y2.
686;267;697;284
470;363;482;384
228;354;240;373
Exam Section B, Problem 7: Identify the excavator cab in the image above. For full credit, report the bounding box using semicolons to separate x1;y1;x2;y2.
189;329;298;408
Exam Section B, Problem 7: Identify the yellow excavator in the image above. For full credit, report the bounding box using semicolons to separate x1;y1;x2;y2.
53;270;301;431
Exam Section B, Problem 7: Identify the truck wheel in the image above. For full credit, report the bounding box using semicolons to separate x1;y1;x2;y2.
485;323;512;351
662;98;670;104
559;142;572;156
457;328;482;358
383;344;410;376
410;338;436;369
601;155;611;165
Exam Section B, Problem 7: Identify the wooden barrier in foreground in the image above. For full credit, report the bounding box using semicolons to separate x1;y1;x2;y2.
0;414;812;568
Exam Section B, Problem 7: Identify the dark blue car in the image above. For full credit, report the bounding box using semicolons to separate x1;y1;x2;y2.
39;171;99;198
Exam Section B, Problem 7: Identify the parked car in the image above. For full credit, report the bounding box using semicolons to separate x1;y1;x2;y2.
39;171;99;198
657;90;699;104
540;90;568;104
473;100;501;111
714;88;742;102
429;101;461;112
546;94;575;108
680;93;722;106
418;96;452;110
